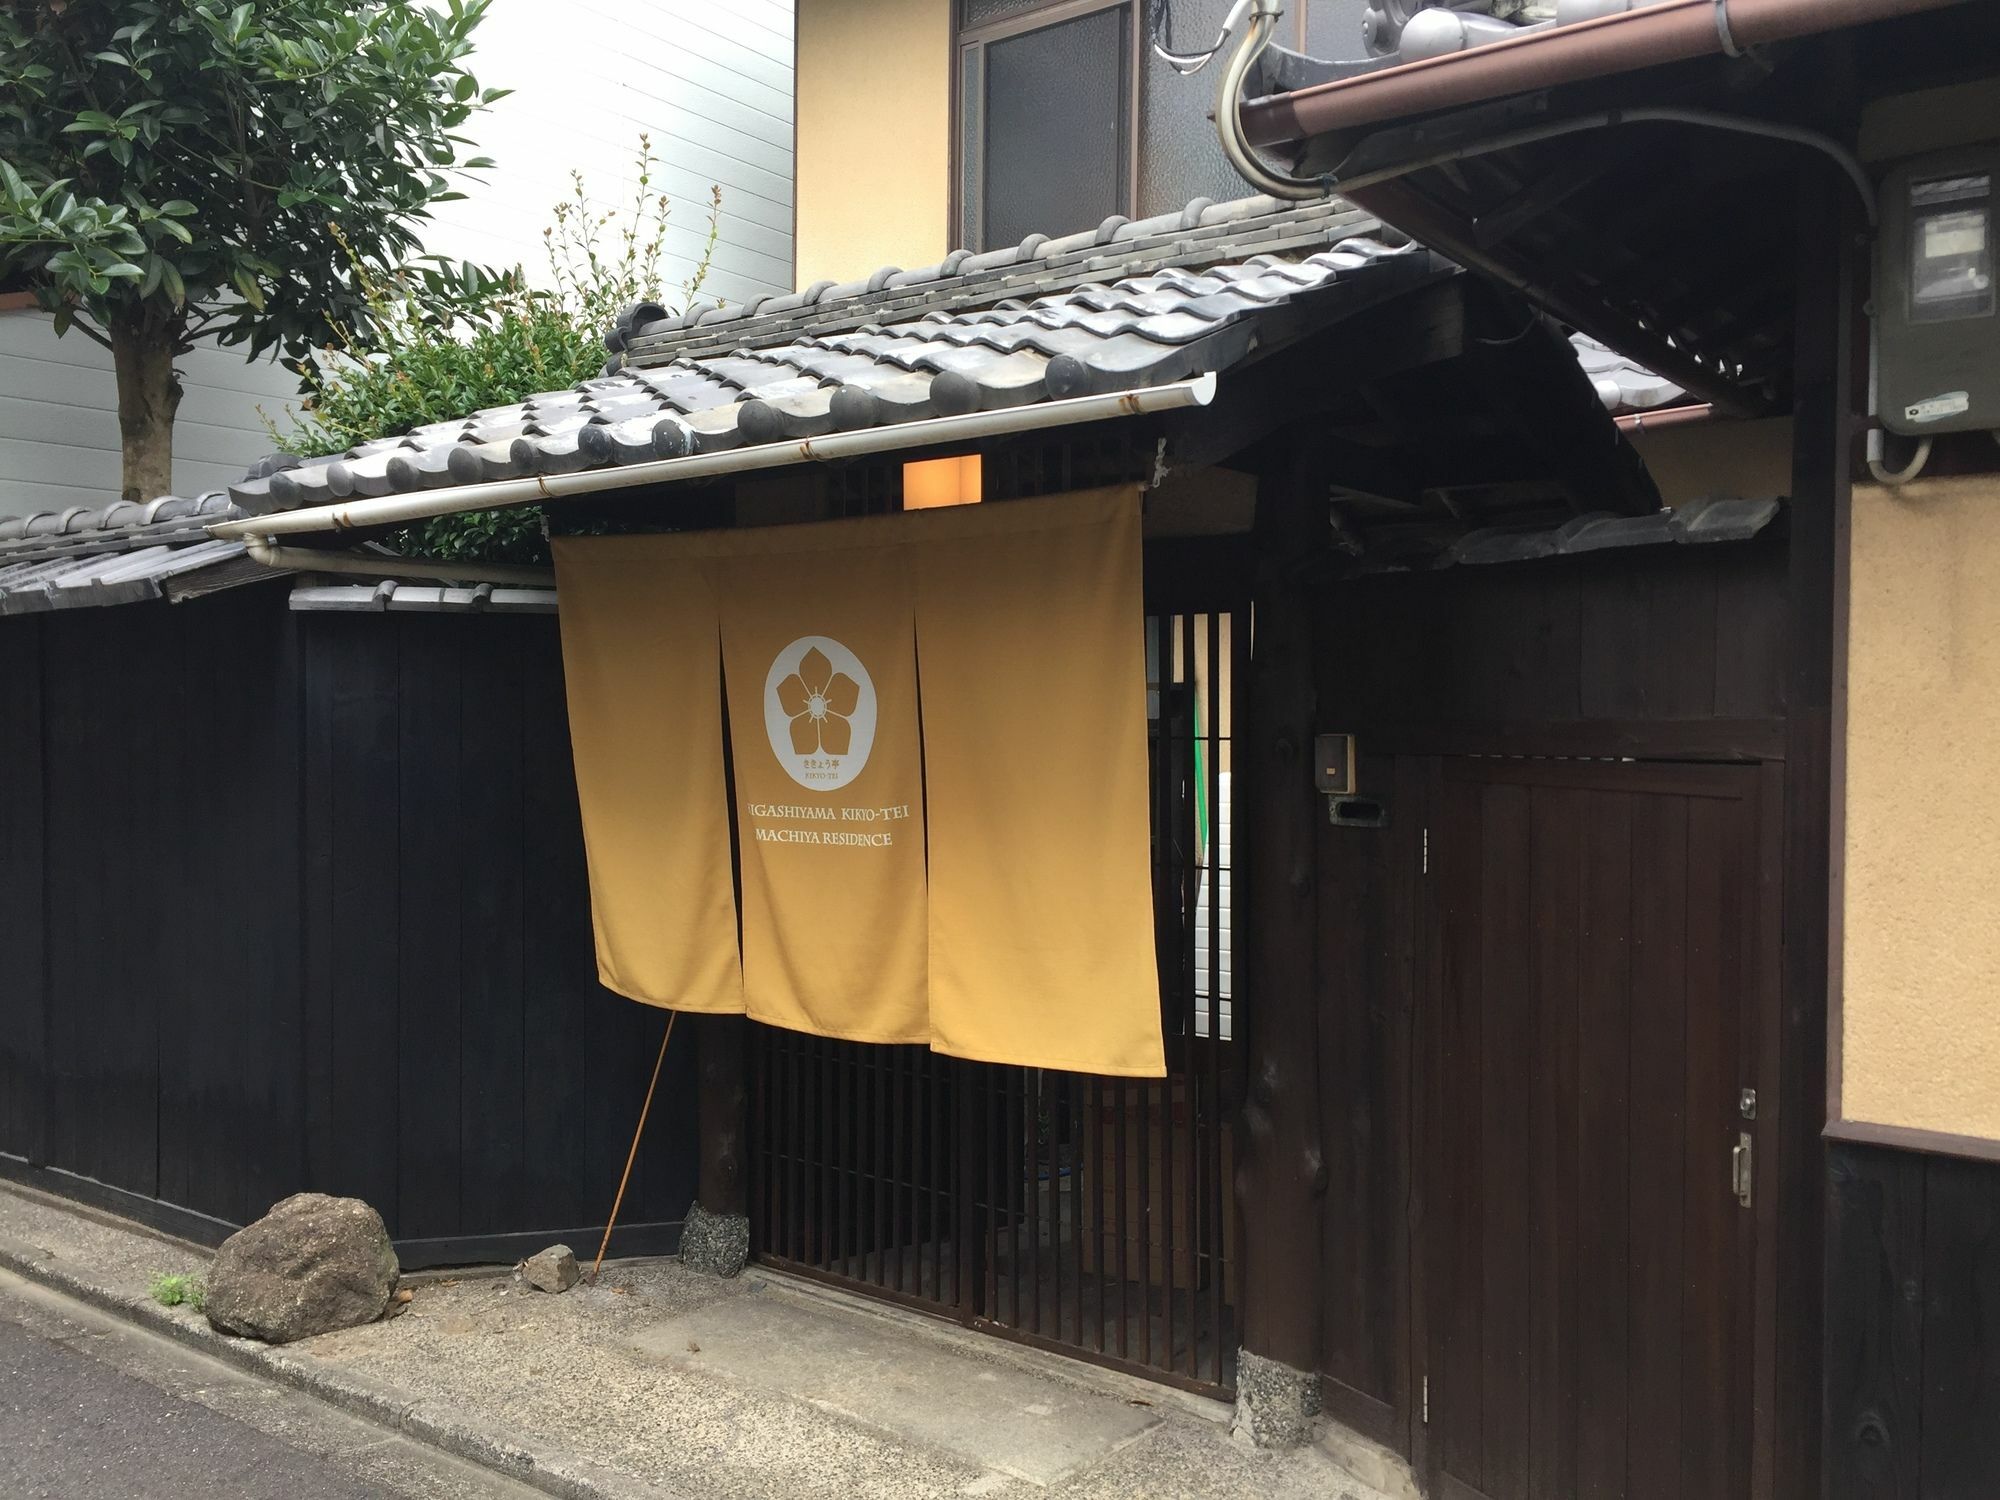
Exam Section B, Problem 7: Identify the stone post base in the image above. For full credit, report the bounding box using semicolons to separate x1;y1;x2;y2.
1231;1348;1321;1450
678;1202;749;1278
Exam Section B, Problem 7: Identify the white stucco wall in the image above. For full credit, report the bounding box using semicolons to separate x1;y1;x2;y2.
0;0;794;518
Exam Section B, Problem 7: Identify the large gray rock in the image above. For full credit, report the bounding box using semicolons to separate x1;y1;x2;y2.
205;1193;399;1344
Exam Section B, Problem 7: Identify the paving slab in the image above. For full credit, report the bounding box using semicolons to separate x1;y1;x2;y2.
627;1283;1158;1485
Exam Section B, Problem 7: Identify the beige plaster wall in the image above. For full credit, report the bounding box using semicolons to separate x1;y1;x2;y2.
1626;416;1793;506
794;0;951;288
1844;474;2000;1140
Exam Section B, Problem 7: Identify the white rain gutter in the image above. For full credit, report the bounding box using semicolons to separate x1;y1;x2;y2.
243;538;557;587
210;374;1219;543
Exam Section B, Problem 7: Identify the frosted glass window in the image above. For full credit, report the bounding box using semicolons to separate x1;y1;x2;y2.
981;8;1129;250
1137;0;1249;216
958;43;983;252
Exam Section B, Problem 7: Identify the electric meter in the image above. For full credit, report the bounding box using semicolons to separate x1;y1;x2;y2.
1877;145;2000;436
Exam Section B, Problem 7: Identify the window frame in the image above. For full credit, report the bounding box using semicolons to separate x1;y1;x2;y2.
950;0;1141;255
948;0;1331;254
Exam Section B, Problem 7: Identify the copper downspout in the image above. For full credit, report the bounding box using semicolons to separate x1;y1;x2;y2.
1241;0;1969;146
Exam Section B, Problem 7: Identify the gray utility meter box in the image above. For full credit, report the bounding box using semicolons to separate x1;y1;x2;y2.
1877;144;1999;436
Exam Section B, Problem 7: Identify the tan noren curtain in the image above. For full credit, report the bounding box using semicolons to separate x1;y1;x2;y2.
550;484;1163;1076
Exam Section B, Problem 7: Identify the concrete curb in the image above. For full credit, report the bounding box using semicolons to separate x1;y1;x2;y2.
0;1228;686;1500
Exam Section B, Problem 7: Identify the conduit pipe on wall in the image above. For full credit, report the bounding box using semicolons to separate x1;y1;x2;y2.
1327;104;1879;225
1239;0;1971;146
1866;430;1933;485
242;537;557;587
1215;0;1329;200
209;374;1218;542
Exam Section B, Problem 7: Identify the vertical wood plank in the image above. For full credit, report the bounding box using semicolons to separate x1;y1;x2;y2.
0;616;48;1169
396;619;463;1239
1680;793;1747;1500
520;621;592;1231
314;617;401;1219
1575;790;1633;1500
1712;541;1789;721
1528;786;1581;1500
1315;746;1420;1430
1477;781;1532;1500
1578;554;1720;722
43;609;170;1198
1919;1155;2000;1500
1823;1143;1925;1500
629;995;695;1231
164;592;305;1224
1625;793;1688;1500
457;620;526;1235
1433;773;1486;1491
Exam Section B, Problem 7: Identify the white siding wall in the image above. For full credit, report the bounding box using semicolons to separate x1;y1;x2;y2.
424;0;794;305
0;0;794;519
0;311;302;517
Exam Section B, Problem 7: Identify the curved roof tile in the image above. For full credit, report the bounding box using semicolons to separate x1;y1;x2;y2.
221;197;1681;516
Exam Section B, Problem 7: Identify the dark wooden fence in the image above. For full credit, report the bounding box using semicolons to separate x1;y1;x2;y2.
0;582;694;1266
1826;1140;2000;1500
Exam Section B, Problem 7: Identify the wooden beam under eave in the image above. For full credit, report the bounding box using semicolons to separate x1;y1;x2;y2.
1348;179;1779;420
1472;136;1627;250
1166;278;1470;473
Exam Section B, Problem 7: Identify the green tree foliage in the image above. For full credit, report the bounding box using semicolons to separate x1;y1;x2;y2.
0;0;505;501
271;139;721;565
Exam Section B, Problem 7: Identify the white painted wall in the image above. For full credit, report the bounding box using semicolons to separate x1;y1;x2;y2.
0;0;794;519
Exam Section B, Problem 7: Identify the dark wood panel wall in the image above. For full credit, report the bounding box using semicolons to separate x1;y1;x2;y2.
1825;1143;2000;1500
0;587;695;1266
1313;535;1789;747
1301;534;1795;1465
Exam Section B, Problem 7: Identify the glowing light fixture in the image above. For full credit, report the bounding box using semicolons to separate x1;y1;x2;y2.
902;453;983;509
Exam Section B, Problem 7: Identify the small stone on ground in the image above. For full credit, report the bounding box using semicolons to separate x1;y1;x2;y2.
520;1244;579;1294
678;1201;750;1278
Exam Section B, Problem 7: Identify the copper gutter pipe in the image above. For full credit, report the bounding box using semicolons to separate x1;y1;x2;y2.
1615;403;1715;432
1241;0;1969;147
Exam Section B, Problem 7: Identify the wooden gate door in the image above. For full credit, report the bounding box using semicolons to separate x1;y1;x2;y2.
1418;758;1773;1500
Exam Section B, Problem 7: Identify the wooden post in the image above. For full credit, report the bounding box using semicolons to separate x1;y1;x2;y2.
693;1012;748;1218
1235;440;1329;1390
1794;159;1856;1500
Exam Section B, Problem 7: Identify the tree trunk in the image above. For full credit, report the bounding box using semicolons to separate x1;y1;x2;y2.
110;311;183;503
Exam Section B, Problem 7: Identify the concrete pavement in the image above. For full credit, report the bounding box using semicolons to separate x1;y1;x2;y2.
0;1268;545;1500
0;1180;1399;1500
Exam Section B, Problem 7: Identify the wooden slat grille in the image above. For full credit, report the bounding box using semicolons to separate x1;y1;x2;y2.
751;608;1244;1395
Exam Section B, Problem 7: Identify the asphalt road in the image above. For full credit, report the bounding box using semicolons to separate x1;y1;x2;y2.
0;1272;533;1500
